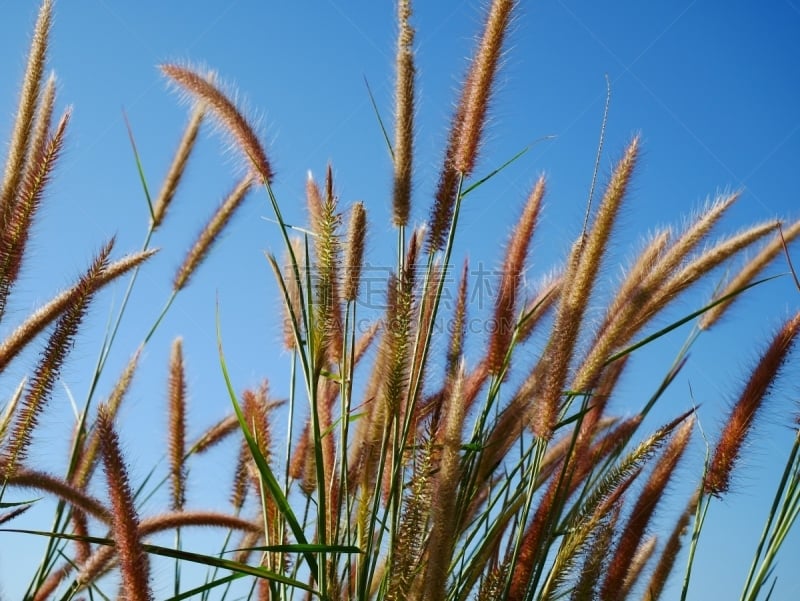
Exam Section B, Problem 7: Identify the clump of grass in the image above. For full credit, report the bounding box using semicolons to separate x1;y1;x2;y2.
0;1;798;600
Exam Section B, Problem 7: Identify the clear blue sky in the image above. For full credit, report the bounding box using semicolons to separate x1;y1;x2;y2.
1;1;799;599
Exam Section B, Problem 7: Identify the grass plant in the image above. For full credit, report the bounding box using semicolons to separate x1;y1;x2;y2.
0;1;798;600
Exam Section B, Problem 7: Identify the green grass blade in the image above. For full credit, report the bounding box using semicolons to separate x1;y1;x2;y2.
364;76;394;161
216;306;319;577
3;527;316;593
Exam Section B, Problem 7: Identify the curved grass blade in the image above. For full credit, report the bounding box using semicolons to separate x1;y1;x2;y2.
231;543;360;555
364;76;394;161
165;574;245;601
3;527;316;593
216;306;319;577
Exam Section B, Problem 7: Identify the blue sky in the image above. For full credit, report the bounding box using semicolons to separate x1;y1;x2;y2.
1;1;799;598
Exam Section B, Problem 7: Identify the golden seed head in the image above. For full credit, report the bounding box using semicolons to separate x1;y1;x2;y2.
343;201;367;302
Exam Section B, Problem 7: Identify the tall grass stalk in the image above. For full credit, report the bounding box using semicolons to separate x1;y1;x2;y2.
0;1;798;600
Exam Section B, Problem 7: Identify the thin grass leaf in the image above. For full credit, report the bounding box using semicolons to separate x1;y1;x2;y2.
216;307;318;577
122;109;154;220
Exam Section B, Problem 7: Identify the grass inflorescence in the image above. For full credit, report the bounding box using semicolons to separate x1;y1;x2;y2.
0;1;798;600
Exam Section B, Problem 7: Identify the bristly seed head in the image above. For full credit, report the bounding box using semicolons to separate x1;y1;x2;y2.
0;0;53;214
453;0;515;175
704;311;800;496
159;63;273;182
173;175;253;291
392;0;415;227
168;337;188;511
487;176;544;374
343;201;367;302
96;404;153;601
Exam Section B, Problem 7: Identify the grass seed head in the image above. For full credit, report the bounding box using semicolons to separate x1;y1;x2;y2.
160;63;273;182
704;311;800;496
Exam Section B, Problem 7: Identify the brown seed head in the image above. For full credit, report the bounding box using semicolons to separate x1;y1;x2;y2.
602;415;694;600
152;103;205;228
0;249;155;374
487;176;544;374
704;311;800;496
0;109;70;321
453;0;515;175
96;404;153;600
534;138;638;439
168;337;187;511
393;0;415;226
343;201;367;302
173;175;253;291
2;240;111;478
701;217;800;330
72;348;142;490
160;63;273;182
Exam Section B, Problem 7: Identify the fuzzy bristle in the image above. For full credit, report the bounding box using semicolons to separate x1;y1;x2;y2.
152;103;205;228
343;201;367;302
96;404;153;600
0;109;70;321
0;0;52;214
392;0;415;227
0;248;155;374
701;217;800;329
487;176;544;374
168;337;188;511
1;240;111;478
173;175;253;291
453;0;514;175
704;311;800;496
160;63;272;181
